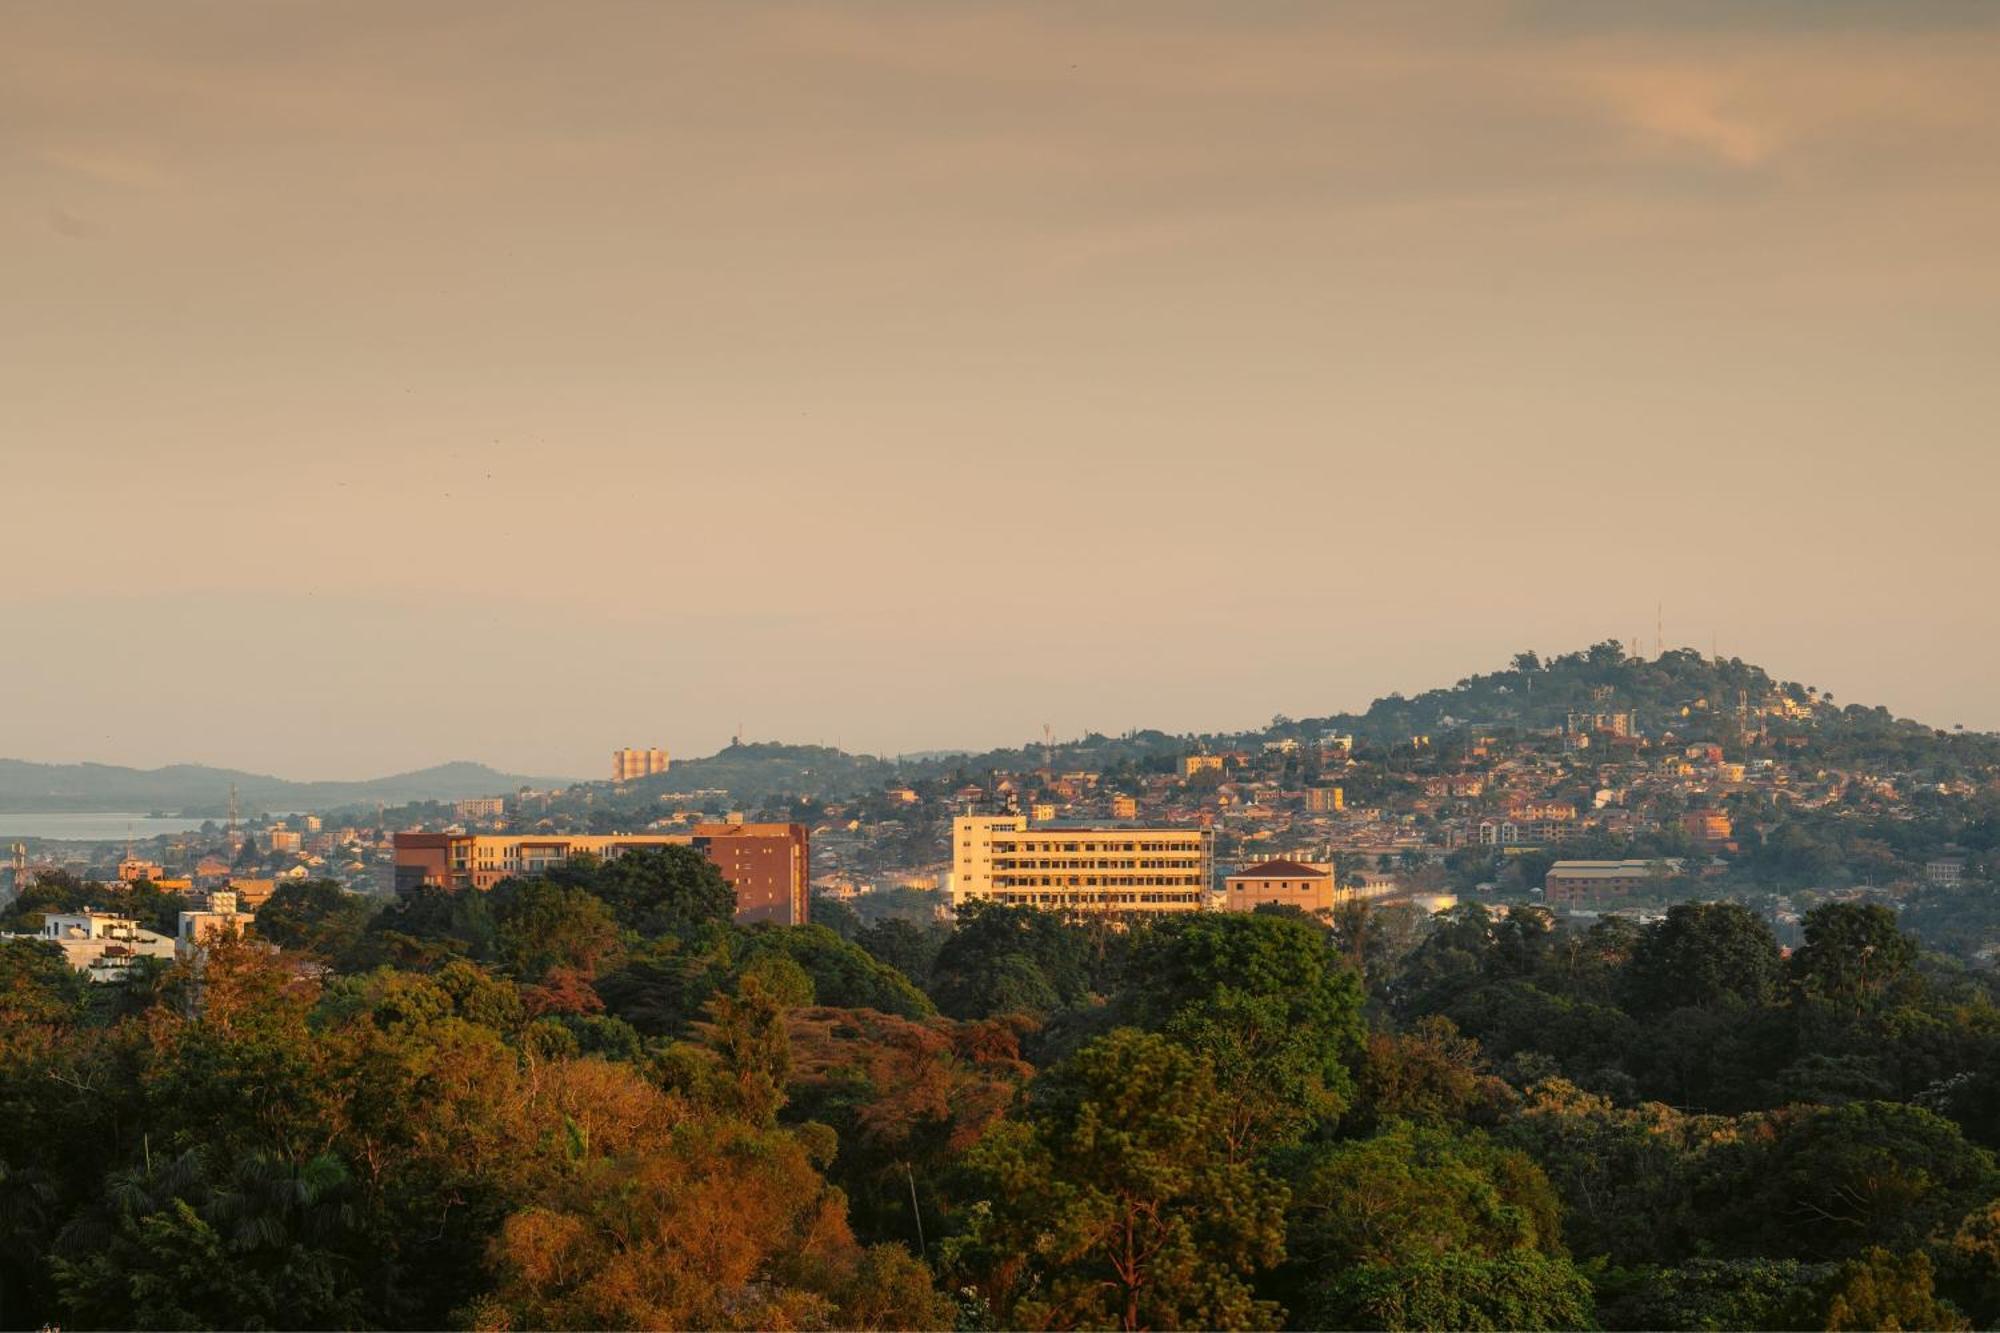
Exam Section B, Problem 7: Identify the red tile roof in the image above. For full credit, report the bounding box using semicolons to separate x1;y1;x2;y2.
1232;858;1329;879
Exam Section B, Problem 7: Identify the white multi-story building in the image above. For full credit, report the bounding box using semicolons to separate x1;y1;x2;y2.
177;890;256;960
13;911;176;982
949;814;1213;915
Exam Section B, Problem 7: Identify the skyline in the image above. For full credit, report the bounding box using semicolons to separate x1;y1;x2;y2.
6;1;1999;777
0;632;1977;783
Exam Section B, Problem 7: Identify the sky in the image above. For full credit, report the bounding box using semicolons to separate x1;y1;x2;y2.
4;0;1998;780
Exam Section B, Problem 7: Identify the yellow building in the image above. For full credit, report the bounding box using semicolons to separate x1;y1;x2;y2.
227;878;279;909
1223;859;1338;914
612;747;671;782
1110;794;1139;820
1182;754;1224;779
1306;786;1345;813
950;814;1212;915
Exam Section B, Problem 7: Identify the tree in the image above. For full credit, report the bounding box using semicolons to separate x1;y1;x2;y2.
952;1029;1286;1331
737;924;935;1019
785;1007;1030;1249
1306;1250;1596;1332
255;880;378;962
1124;912;1364;1158
1355;1015;1513;1130
1819;1248;1969;1331
929;901;1096;1020
1620;902;1783;1016
856;917;947;990
490;880;620;983
52;1148;367;1331
1280;1121;1564;1273
1592;1257;1826;1332
474;1057;947;1331
1713;1101;2000;1262
1790;903;1921;1015
556;847;736;941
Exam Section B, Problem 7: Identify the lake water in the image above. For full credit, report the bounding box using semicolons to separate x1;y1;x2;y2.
0;812;213;843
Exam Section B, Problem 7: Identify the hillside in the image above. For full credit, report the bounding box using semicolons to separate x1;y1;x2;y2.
573;643;2000;810
0;759;568;816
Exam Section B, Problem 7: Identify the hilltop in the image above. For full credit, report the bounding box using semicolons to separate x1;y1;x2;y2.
568;642;2000;811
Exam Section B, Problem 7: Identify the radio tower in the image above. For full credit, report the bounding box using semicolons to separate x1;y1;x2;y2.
226;782;241;852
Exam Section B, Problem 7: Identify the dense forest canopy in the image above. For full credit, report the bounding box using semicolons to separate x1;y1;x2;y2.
4;845;1999;1330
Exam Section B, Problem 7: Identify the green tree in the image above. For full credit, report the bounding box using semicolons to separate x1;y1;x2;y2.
952;1028;1286;1331
1790;903;1921;1015
1125;912;1365;1158
738;924;935;1019
1819;1248;1969;1331
1306;1250;1596;1331
556;847;736;941
255;880;378;962
1620;902;1783;1016
491;879;620;984
1713;1101;2000;1261
1281;1121;1563;1273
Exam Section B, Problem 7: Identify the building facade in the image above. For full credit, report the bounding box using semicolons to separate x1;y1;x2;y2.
950;814;1212;914
10;911;176;981
393;823;809;925
1544;858;1683;909
612;747;671;782
1222;858;1339;914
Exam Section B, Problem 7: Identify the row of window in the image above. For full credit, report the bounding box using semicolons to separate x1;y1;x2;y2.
990;840;1204;854
994;891;1203;906
995;875;1204;888
993;858;1202;871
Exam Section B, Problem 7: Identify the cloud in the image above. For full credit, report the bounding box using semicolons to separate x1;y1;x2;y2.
1584;69;1779;167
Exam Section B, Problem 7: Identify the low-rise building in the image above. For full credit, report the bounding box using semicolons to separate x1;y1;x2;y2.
1221;859;1338;915
392;824;810;925
178;890;256;959
10;911;175;981
1544;859;1683;909
1926;857;1967;888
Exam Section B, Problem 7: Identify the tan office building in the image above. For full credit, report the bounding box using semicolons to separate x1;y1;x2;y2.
1543;858;1682;910
611;747;671;782
1222;858;1338;914
393;823;808;925
950;814;1212;915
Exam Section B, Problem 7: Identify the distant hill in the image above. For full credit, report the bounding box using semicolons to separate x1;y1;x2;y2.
585;643;2000;808
627;744;902;804
0;759;570;816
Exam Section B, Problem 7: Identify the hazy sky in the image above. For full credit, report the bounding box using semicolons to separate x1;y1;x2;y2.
4;1;1998;779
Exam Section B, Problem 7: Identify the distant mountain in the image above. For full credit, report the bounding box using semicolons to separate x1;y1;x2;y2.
0;758;571;816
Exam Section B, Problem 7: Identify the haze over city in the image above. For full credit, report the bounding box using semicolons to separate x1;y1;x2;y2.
6;0;1998;779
